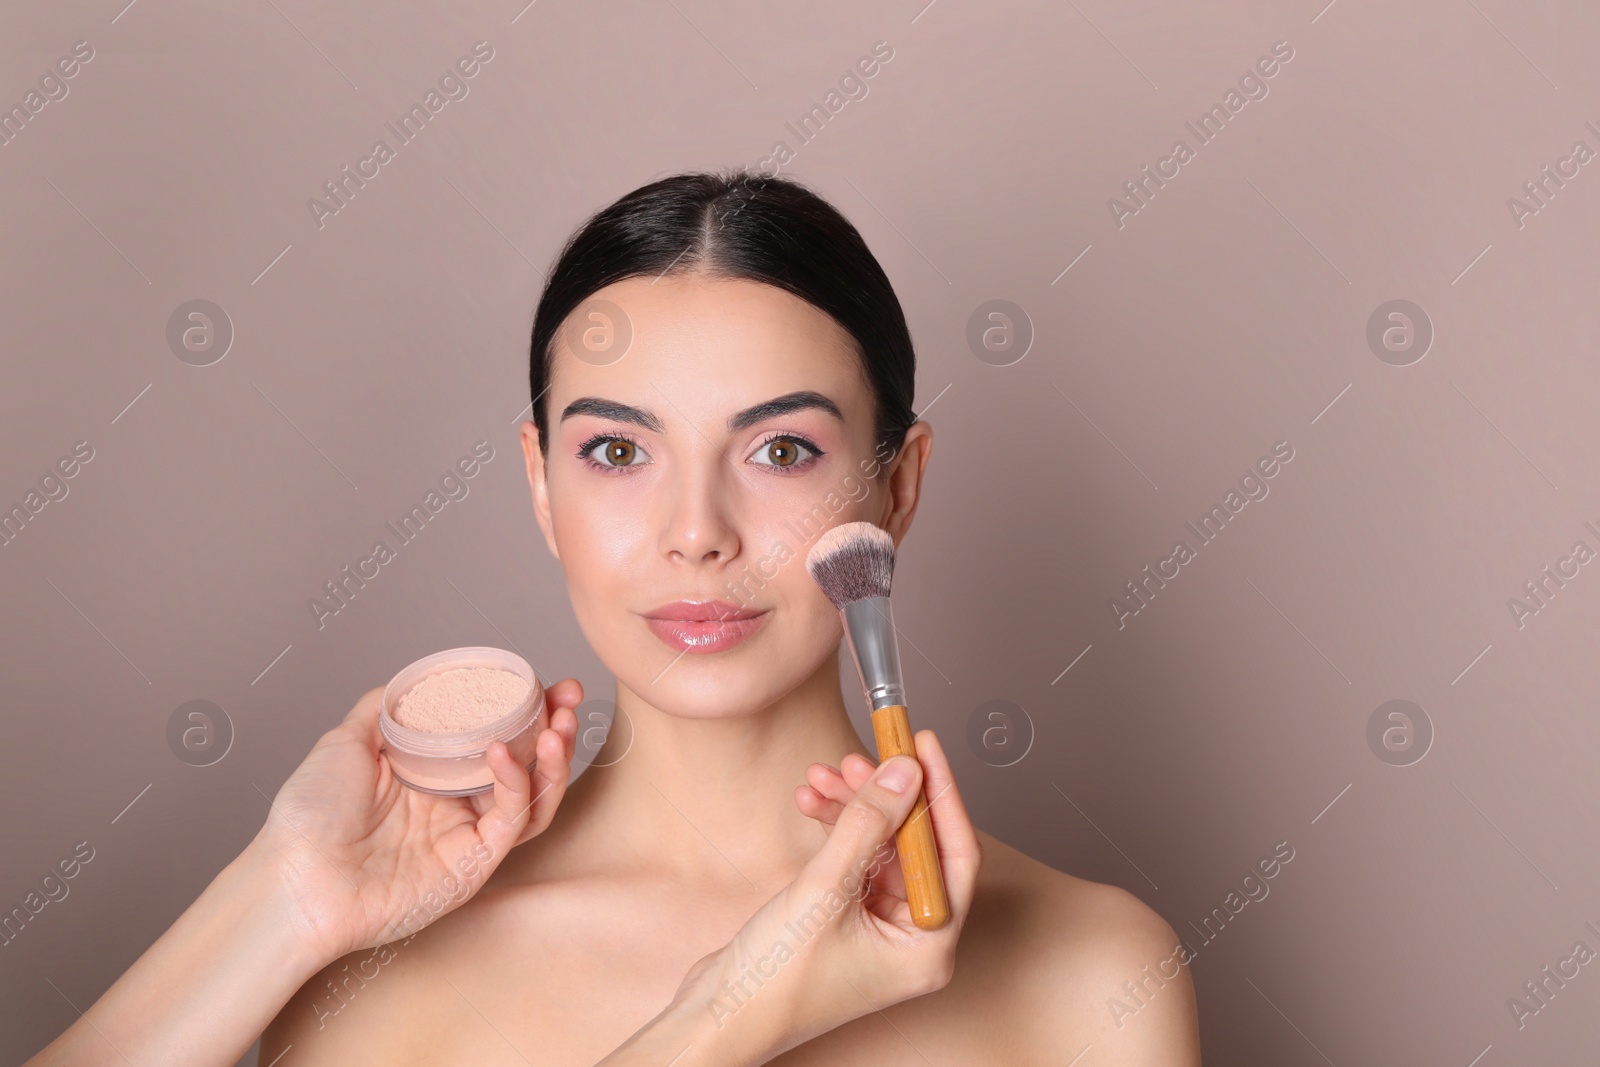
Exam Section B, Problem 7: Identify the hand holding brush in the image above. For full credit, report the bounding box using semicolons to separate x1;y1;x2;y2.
608;735;982;1066
806;520;951;930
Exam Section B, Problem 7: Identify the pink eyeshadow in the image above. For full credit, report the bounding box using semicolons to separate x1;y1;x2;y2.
394;666;533;733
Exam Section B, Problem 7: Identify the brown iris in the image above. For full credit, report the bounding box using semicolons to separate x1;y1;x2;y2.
603;439;636;465
766;438;800;466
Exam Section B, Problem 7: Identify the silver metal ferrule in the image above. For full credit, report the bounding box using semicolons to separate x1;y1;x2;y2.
841;595;906;711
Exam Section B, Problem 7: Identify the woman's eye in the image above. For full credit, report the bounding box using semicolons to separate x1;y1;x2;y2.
749;435;819;469
583;437;650;468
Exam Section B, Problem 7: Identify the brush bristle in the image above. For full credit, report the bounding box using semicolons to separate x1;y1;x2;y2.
805;521;895;609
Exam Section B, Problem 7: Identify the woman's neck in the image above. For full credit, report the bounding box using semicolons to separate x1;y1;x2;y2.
528;650;874;890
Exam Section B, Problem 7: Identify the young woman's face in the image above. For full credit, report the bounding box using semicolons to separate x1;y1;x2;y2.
521;273;922;720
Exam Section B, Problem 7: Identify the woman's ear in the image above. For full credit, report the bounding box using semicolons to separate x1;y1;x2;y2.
520;420;561;560
878;421;933;548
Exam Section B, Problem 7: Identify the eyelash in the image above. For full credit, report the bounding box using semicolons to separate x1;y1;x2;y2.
575;431;826;475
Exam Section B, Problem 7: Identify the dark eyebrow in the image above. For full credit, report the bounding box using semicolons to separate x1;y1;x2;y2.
559;390;843;435
728;391;843;432
559;397;665;432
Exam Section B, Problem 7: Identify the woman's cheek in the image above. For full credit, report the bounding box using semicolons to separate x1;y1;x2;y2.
554;498;649;590
757;470;878;546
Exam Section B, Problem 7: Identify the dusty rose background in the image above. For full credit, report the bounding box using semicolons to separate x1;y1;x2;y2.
3;0;1598;1062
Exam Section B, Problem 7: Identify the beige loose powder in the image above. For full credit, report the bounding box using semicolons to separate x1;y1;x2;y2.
393;666;533;732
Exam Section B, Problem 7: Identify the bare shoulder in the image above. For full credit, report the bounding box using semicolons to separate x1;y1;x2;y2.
957;831;1202;1065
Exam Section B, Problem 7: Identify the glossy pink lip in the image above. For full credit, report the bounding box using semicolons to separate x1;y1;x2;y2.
644;599;765;622
642;600;770;653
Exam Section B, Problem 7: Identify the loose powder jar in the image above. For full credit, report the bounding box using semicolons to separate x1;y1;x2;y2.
379;646;545;796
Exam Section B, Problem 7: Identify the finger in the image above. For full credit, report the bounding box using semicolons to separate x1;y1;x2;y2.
549;702;579;763
513;719;575;845
807;756;878;807
798;761;873;835
795;762;865;834
839;752;913;898
476;739;535;859
840;752;876;791
806;763;852;806
795;780;846;831
807;761;843;786
795;767;910;898
795;783;843;828
912;730;982;921
800;755;923;901
543;679;583;761
545;678;584;713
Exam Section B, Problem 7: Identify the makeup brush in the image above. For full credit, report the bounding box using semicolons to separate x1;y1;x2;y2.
805;521;949;930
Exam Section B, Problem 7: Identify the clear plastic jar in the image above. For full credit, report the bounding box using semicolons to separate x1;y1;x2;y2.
378;646;545;797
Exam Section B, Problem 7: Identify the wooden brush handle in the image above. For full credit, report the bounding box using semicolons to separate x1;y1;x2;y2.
869;705;950;930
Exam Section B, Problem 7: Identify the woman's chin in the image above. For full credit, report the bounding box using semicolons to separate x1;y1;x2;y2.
619;653;812;721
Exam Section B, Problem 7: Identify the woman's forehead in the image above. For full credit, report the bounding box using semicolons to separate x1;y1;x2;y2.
548;274;871;423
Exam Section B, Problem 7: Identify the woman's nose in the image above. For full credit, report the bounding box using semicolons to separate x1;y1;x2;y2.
657;462;741;564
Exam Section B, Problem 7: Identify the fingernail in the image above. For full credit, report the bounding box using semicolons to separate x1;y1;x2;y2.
878;756;916;794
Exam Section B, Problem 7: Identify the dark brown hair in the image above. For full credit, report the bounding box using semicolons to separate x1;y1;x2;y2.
527;169;917;459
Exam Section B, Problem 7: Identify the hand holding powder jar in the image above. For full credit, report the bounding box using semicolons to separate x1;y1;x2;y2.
378;647;545;796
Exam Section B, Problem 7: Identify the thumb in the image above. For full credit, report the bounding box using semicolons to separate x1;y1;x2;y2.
801;755;923;896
